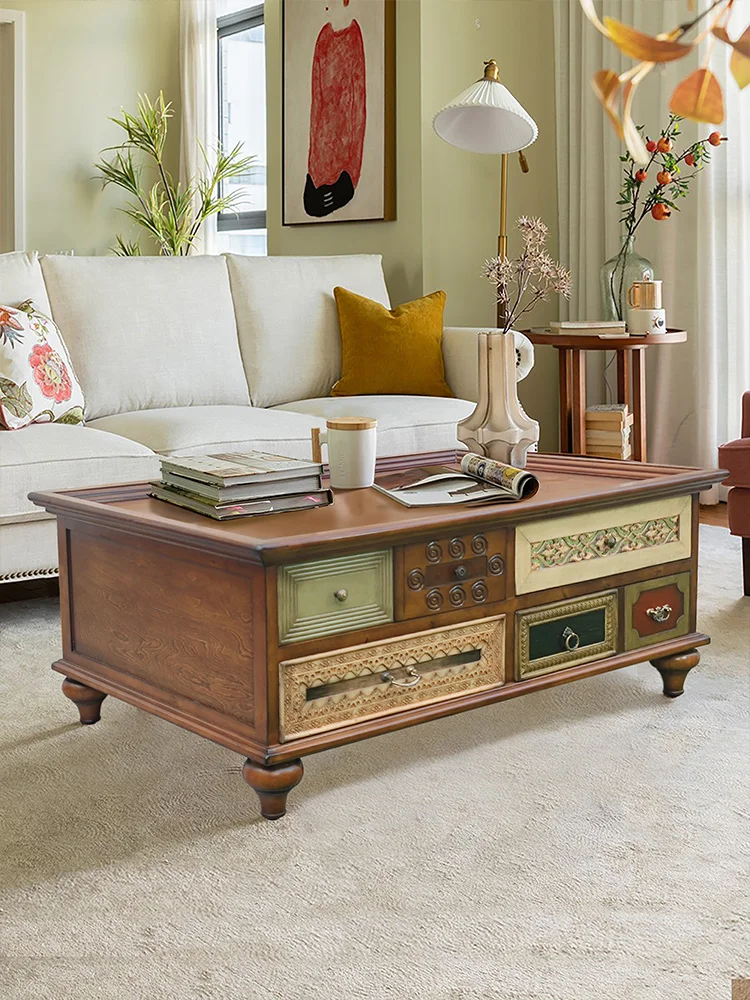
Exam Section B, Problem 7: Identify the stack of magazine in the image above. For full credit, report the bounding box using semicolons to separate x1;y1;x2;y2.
150;451;332;520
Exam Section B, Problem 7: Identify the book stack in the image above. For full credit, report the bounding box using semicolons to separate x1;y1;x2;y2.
585;404;633;460
549;320;627;337
150;451;332;520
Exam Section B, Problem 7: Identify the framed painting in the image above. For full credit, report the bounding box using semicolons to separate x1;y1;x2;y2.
282;0;395;225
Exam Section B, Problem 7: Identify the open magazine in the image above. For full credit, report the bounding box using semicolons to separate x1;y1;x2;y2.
373;454;540;508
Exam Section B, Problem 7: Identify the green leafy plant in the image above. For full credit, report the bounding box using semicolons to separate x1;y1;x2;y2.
95;93;255;256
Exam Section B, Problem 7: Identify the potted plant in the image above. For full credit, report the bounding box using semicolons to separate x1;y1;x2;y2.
95;92;255;256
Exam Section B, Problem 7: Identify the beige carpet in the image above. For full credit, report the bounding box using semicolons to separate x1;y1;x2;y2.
0;525;748;999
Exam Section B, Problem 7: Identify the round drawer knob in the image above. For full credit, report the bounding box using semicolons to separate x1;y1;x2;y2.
454;565;468;580
561;626;580;651
333;588;348;603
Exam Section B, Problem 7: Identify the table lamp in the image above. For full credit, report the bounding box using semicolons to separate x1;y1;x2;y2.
433;59;538;326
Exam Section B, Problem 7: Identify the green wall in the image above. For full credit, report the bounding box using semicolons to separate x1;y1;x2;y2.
9;0;180;256
12;0;560;447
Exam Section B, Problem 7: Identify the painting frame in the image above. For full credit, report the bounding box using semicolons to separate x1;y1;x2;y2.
282;0;396;226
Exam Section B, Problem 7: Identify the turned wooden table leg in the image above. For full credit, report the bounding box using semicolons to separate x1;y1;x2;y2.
650;649;700;698
242;758;304;820
62;677;107;724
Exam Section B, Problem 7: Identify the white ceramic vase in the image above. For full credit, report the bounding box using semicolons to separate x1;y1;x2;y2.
457;330;540;468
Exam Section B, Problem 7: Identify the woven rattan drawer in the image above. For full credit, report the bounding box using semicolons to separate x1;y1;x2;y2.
515;495;691;595
516;591;618;680
279;615;505;741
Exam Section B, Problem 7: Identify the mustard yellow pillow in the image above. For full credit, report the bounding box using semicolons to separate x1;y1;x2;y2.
331;287;454;398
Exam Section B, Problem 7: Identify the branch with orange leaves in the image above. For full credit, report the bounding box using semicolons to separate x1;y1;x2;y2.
581;0;748;163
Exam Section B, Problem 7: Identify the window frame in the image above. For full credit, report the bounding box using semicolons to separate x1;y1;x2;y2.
217;3;266;233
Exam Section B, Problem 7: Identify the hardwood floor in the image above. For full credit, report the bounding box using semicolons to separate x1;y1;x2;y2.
699;503;729;528
0;506;731;605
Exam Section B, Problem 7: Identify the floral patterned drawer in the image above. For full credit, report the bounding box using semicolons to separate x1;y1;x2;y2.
514;495;692;595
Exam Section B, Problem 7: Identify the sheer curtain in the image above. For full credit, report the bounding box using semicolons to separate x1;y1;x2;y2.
180;0;218;254
554;0;750;496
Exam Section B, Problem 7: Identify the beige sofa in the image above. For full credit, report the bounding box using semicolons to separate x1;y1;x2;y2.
0;250;534;583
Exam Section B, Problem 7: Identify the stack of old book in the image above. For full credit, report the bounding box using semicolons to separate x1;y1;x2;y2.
150;451;331;520
585;404;633;460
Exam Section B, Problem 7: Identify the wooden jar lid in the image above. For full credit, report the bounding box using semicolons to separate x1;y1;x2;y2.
325;417;377;430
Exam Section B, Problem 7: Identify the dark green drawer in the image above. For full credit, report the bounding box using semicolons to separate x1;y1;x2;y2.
517;591;618;679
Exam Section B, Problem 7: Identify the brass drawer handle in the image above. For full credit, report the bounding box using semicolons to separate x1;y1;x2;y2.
381;666;422;689
333;588;348;603
646;604;672;623
561;626;580;651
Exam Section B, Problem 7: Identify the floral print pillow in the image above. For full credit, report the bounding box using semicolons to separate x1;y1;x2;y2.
0;300;85;429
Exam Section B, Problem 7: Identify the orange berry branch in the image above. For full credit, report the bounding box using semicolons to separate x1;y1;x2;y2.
608;114;727;318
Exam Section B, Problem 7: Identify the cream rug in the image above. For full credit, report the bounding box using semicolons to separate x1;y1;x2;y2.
1;525;748;999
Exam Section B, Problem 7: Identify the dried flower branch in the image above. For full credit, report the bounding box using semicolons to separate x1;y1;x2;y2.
482;217;572;334
581;0;748;162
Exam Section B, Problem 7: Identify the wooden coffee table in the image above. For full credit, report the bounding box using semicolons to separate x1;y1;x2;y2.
30;452;724;820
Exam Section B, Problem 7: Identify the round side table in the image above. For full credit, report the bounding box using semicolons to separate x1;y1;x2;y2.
523;329;687;462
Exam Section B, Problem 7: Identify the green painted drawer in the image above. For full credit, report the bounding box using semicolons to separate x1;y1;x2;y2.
278;550;393;644
516;591;618;679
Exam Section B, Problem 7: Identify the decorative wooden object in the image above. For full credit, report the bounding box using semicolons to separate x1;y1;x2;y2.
457;332;540;467
524;328;687;461
29;451;724;820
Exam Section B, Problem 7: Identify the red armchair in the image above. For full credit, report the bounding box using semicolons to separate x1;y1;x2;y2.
718;390;750;596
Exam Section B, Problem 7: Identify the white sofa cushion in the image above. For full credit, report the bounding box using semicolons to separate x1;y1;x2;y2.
40;255;251;420
0;423;159;523
274;395;475;456
89;405;325;460
225;254;390;407
0;251;52;314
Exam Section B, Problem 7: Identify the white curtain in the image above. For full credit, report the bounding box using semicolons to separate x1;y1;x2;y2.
554;0;750;497
180;0;218;254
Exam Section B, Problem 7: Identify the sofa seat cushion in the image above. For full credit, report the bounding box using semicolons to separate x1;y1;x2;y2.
1;424;159;523
0;251;52;315
88;406;325;460
225;254;390;408
40;255;251;420
274;395;475;456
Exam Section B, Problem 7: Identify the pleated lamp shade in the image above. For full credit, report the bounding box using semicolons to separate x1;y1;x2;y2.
433;70;538;154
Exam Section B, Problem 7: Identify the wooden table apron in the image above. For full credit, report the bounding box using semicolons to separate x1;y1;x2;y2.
525;330;687;461
29;451;725;820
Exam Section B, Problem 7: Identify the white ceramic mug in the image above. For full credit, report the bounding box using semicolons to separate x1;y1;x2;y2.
627;307;667;335
311;418;377;489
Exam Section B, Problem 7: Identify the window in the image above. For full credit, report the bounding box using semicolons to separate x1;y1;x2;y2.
216;1;267;255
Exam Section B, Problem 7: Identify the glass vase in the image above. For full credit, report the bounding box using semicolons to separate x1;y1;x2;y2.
600;235;654;322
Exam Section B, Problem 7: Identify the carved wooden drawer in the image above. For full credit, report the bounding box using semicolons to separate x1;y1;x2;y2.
277;550;393;644
516;591;618;680
624;572;690;650
515;495;692;594
279;615;505;741
397;529;507;620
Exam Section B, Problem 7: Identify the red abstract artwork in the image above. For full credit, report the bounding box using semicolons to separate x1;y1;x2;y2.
283;0;394;225
305;20;367;217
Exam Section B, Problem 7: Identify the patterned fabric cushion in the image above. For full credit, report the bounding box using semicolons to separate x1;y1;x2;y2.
0;301;85;430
